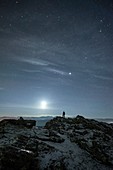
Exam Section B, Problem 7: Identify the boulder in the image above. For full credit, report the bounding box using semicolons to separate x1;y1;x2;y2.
0;146;38;170
0;118;36;128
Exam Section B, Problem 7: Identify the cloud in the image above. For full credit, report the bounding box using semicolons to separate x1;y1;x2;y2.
46;67;69;76
80;69;113;81
21;58;50;66
91;84;109;89
21;69;42;73
93;74;113;81
16;56;58;68
0;87;4;90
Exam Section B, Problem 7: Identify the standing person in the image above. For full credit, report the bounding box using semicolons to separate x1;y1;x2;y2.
62;111;65;118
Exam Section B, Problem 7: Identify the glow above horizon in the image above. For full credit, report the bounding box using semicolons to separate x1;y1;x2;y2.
40;101;47;110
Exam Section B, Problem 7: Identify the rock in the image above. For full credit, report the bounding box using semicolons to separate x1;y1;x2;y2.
0;118;36;128
0;146;38;170
46;158;66;170
0;116;113;169
44;115;113;167
49;130;65;143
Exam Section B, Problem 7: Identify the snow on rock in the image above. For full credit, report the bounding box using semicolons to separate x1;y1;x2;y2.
0;116;113;169
45;115;113;168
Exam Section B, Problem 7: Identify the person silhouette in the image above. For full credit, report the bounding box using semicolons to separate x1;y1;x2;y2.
62;111;65;118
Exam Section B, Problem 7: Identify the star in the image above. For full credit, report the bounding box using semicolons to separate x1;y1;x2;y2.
100;19;103;23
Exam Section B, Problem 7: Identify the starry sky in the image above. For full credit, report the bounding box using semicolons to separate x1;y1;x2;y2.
0;0;113;118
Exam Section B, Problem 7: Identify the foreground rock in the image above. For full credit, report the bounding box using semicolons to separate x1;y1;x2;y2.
45;115;113;166
0;116;113;169
0;117;36;128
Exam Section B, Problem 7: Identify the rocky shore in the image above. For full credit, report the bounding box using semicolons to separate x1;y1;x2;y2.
0;116;113;170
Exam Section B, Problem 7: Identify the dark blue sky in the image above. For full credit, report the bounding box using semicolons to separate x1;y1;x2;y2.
0;0;113;118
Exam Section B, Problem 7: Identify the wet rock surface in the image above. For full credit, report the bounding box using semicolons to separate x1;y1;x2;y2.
0;116;113;169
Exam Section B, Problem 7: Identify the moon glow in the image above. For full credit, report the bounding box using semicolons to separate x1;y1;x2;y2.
40;101;47;109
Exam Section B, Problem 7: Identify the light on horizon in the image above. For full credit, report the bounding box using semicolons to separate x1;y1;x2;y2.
40;101;47;109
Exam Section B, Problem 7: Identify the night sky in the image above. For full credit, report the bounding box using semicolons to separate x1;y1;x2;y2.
0;0;113;118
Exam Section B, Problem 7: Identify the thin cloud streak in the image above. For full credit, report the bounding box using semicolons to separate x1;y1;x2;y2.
93;75;113;81
16;57;58;67
47;68;69;76
21;69;42;73
0;87;4;90
21;58;49;66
